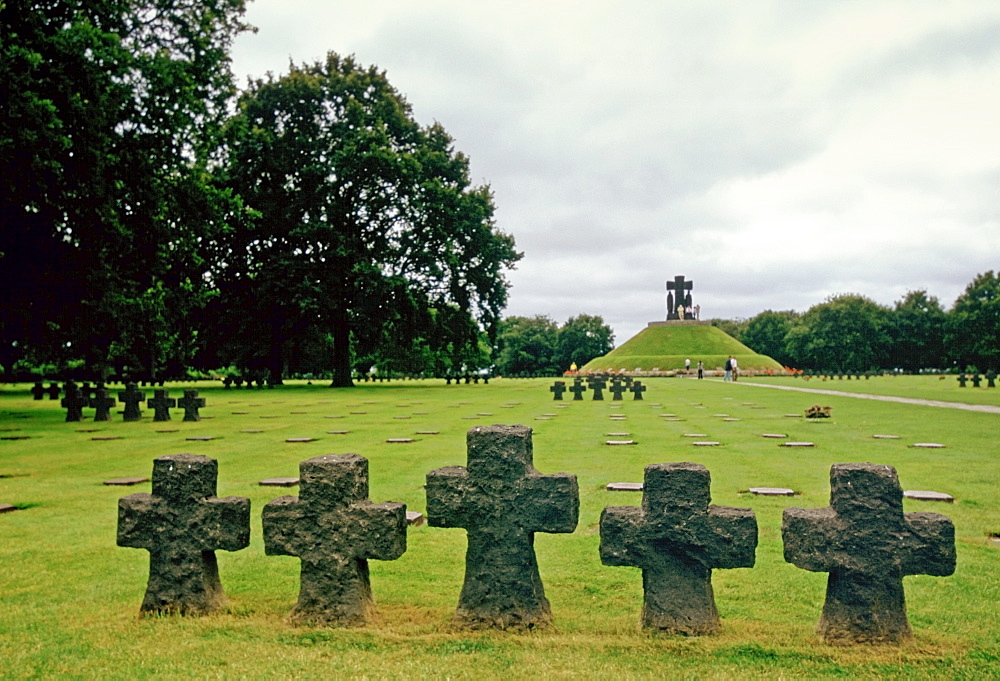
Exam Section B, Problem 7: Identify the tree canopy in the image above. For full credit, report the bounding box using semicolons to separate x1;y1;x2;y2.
215;53;520;386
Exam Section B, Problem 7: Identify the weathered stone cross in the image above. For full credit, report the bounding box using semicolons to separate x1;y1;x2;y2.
262;454;407;626
116;454;251;614
569;380;587;400
91;388;116;421
609;380;628;401
600;462;757;634
61;382;87;422
148;389;176;422
549;380;567;400
426;425;579;628
782;462;956;644
630;381;647;400
177;389;206;421
590;377;606;401
118;383;146;421
666;275;693;320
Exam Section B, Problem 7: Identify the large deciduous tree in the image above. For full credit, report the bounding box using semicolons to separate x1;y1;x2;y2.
1;0;250;378
946;271;1000;371
218;54;519;386
556;314;614;370
495;316;561;376
741;310;798;367
887;290;946;372
785;295;892;372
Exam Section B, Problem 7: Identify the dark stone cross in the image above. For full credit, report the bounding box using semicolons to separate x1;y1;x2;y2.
262;454;407;626
118;383;146;422
569;380;587;401
61;382;87;422
148;389;176;422
91;388;116;421
46;383;61;399
178;389;206;422
782;462;956;644
666;275;694;320
971;373;982;388
630;381;647;400
549;381;567;401
987;370;997;388
609;380;628;401
591;378;606;401
116;454;251;614
426;425;579;628
600;462;757;634
31;382;45;400
957;373;968;387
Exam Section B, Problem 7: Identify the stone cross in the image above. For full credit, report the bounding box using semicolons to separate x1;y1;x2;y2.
118;383;146;421
600;462;757;634
609;380;627;401
91;388;116;421
116;454;251;614
148;389;176;422
177;389;206;421
262;454;407;626
31;382;45;400
666;275;693;320
569;380;587;401
971;373;982;388
549;381;567;401
590;377;606;401
630;381;647;401
957;373;967;387
426;424;579;628
61;382;87;422
46;382;61;399
782;462;956;644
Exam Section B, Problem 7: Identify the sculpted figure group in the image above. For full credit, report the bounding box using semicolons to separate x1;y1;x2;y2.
117;425;955;645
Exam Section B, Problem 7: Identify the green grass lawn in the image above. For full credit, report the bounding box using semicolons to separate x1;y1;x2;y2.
1;377;998;679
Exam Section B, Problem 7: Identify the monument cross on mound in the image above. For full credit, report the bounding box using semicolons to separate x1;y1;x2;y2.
426;424;579;629
782;462;956;644
666;275;694;320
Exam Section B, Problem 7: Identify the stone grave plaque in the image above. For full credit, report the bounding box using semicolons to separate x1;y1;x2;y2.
903;490;954;503
534;417;552;421
426;424;578;629
600;462;757;634
606;440;636;446
683;434;708;438
606;482;644;492
0;503;16;513
607;432;631;437
781;442;814;447
327;430;350;435
240;429;264;434
872;434;900;440
405;511;425;526
156;429;179;434
324;415;345;419
104;477;149;486
416;431;439;435
911;443;945;449
693;441;720;447
723;418;741;422
393;416;411;420
186;436;215;441
386;438;413;443
262;454;407;626
749;487;795;496
285;437;316;443
92;436;122;441
117;454;250;614
762;433;788;439
782;462;956;644
259;477;299;487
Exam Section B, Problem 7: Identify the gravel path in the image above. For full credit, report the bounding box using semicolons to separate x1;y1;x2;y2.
723;380;1000;415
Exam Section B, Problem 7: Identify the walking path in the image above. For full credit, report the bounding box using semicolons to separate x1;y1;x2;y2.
721;380;1000;415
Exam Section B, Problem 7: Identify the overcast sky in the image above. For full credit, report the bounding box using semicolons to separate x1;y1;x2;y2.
230;1;1000;346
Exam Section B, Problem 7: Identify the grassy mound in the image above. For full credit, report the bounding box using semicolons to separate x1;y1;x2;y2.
581;323;783;372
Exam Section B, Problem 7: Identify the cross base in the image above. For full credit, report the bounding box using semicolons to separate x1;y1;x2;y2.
640;560;720;635
817;571;911;645
141;550;226;615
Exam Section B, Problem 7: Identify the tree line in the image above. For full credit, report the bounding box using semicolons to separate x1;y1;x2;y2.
721;273;1000;373
2;2;520;386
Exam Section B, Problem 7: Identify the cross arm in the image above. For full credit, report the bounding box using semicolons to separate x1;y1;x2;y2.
902;511;956;577
782;506;840;572
599;506;644;568
117;493;165;549
198;496;251;552
707;505;758;568
519;473;579;534
426;466;475;528
262;495;308;557
347;501;407;561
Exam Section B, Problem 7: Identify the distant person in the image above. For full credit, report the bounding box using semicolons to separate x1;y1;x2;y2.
724;356;733;382
685;358;691;373
731;356;739;382
697;360;704;379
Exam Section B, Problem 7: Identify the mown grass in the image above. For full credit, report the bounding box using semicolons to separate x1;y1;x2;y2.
1;376;998;679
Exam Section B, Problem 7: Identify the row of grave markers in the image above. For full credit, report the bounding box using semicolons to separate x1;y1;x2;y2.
53;382;206;422
550;377;647;401
116;424;955;645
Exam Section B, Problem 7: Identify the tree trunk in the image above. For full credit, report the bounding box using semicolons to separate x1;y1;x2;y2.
330;309;354;387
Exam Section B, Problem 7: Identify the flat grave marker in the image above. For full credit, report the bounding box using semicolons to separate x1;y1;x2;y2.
749;487;795;496
872;434;901;440
693;441;721;447
0;503;16;514
259;477;299;487
285;438;316;443
606;440;636;446
762;433;788;439
903;490;954;502
606;482;644;492
781;441;815;447
386;438;413;443
103;477;149;486
911;443;946;449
